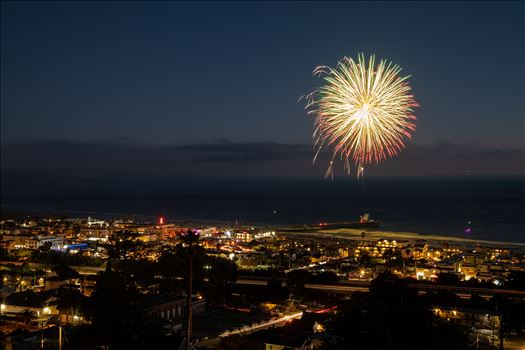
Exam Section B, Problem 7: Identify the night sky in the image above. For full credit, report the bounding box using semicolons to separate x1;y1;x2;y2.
1;1;524;185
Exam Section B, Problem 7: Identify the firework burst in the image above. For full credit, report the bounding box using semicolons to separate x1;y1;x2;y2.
303;54;418;178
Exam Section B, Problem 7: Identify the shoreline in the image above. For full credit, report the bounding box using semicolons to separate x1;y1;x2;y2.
283;228;525;249
2;206;524;248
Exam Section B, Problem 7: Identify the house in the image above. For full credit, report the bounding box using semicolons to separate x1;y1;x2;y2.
2;290;59;325
262;312;328;350
141;294;206;323
80;275;97;296
45;276;79;290
265;336;308;350
432;306;501;346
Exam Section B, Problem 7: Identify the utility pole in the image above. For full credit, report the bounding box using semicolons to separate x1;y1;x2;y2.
222;280;226;306
185;247;193;350
59;324;62;350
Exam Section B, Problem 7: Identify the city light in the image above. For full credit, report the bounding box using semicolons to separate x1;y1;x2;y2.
0;3;522;349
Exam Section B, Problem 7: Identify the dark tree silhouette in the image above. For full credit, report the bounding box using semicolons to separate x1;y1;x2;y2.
56;288;86;324
180;229;200;350
285;269;312;300
21;309;35;326
83;264;142;347
204;256;237;305
437;272;460;286
328;272;470;350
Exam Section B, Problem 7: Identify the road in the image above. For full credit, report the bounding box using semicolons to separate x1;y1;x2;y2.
235;277;525;299
194;311;303;348
0;261;104;275
218;311;303;337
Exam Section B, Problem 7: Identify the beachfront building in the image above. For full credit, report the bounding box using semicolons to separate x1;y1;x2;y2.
235;231;254;242
354;239;405;259
415;267;439;280
458;263;478;281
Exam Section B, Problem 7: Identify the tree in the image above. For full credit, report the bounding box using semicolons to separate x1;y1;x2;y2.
267;276;286;298
310;271;338;284
0;246;8;260
120;258;158;289
204;256;237;305
39;241;52;252
52;264;80;280
358;252;372;267
437;272;460;286
507;271;525;291
469;293;487;309
219;334;259;350
180;229;200;350
83;264;142;347
56;288;86;323
21;309;35;325
328;272;470;350
383;249;403;268
18;262;33;276
285;269;311;301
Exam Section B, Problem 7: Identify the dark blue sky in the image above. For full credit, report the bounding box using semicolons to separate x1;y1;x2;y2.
1;2;524;184
2;1;523;147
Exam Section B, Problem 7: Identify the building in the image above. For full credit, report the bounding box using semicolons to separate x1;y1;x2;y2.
36;234;65;249
263;312;327;350
2;290;59;325
432;306;501;347
235;231;254;243
142;294;206;323
44;276;79;291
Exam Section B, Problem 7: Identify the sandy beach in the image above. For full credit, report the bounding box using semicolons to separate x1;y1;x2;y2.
284;228;525;249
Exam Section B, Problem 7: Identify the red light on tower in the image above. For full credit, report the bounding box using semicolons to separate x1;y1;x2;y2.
159;217;164;225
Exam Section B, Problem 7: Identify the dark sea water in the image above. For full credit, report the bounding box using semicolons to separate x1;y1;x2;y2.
2;177;525;243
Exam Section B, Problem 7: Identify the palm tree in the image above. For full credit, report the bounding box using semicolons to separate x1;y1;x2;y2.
181;229;199;350
21;308;35;326
57;288;85;324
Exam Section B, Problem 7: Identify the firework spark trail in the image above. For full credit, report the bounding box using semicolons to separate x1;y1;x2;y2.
304;54;418;178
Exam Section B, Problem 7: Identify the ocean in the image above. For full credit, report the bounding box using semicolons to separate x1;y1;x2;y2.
1;177;524;243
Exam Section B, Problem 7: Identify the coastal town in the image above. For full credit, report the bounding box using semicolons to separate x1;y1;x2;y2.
1;215;525;349
2;0;524;348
